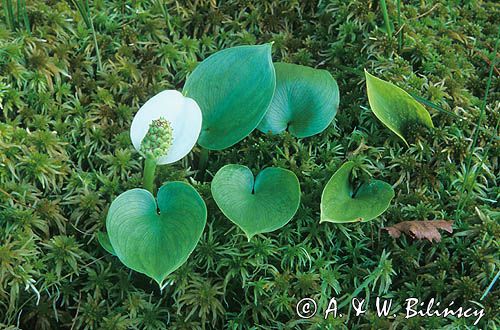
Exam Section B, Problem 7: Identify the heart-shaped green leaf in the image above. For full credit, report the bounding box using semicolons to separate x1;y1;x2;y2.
258;62;339;138
365;70;433;145
211;164;300;240
97;231;115;255
183;44;276;150
106;182;206;287
321;161;394;223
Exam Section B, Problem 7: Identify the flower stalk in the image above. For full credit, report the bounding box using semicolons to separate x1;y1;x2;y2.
143;157;157;194
197;147;209;180
139;118;174;194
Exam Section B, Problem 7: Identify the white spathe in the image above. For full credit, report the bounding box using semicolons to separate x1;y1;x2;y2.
130;90;202;165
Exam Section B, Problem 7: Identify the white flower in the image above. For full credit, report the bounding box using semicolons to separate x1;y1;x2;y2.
130;90;202;165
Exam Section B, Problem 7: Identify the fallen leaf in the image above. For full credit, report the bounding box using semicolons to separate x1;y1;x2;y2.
383;220;453;242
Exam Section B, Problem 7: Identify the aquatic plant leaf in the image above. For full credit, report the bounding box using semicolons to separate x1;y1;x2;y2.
106;182;206;287
321;161;394;223
97;231;115;255
258;62;339;137
211;164;300;240
383;220;453;242
365;70;434;145
183;44;276;150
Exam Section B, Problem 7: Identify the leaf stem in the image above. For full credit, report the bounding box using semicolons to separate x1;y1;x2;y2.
380;0;392;39
481;269;500;300
454;25;499;221
156;0;173;35
72;0;102;72
143;157;157;194
86;0;103;72
197;147;209;179
397;0;402;52
3;0;14;30
90;21;103;72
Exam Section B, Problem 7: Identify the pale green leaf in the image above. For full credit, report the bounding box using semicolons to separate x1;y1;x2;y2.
97;231;116;256
321;161;394;223
365;70;433;145
211;164;300;240
258;62;339;137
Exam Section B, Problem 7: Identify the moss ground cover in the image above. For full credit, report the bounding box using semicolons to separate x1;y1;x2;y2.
0;0;498;328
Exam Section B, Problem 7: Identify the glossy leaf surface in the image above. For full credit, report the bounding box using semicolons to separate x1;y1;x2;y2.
211;164;300;240
258;62;339;137
106;182;206;286
97;231;115;255
365;70;433;145
321;161;394;223
183;44;276;150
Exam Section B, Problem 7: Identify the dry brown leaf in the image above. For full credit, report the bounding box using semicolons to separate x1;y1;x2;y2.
383;220;454;242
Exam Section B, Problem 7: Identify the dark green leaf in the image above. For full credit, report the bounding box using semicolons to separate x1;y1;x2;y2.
106;182;207;287
183;44;276;150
